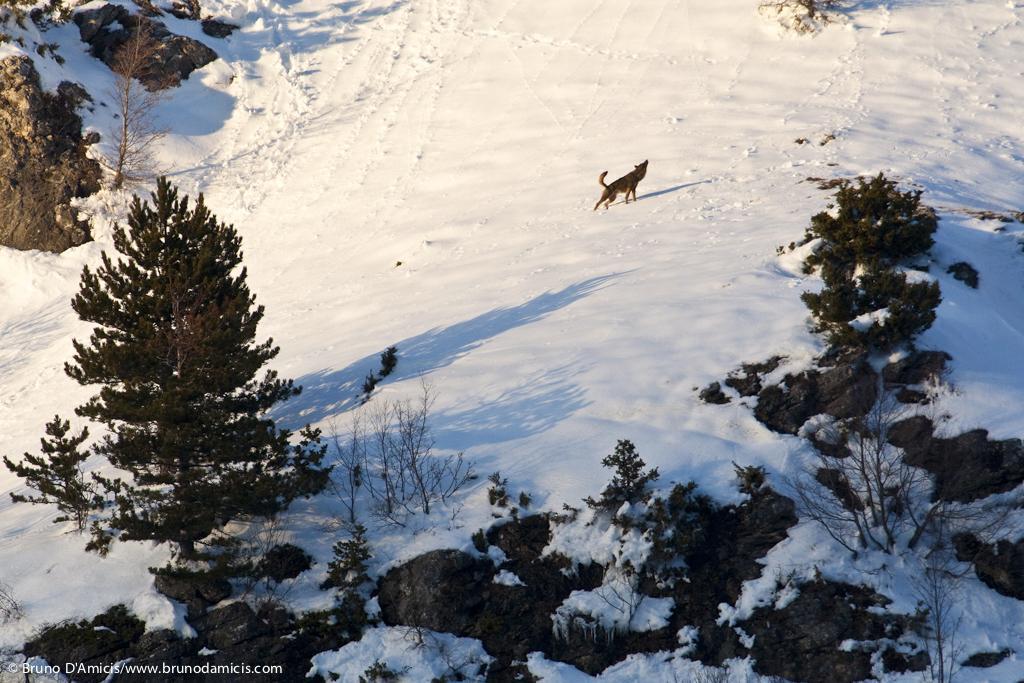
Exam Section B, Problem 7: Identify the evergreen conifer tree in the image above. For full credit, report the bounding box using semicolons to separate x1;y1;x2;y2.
800;174;941;351
324;524;372;593
3;416;98;532
65;178;328;560
586;439;659;511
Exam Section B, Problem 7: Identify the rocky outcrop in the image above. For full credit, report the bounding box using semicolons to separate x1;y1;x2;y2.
377;549;495;634
0;56;101;252
889;416;1024;502
955;533;1024;600
201;18;239;39
734;580;926;682
24;600;349;683
256;543;313;582
377;490;802;681
724;356;783;397
74;4;218;90
962;648;1012;668
754;354;877;434
675;489;798;633
24;605;145;683
153;572;232;620
883;349;950;403
698;381;730;404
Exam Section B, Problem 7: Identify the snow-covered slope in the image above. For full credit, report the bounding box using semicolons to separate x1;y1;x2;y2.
3;0;1024;678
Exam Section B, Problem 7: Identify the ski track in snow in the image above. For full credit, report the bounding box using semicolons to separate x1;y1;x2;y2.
4;0;1024;677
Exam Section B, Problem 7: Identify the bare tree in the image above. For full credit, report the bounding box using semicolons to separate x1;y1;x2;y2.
793;392;1011;556
794;394;932;554
327;415;365;527
913;557;964;683
107;25;167;189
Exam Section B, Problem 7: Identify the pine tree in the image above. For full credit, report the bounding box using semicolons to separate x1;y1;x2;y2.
378;346;398;378
65;178;328;560
323;524;371;593
586;439;659;511
800;174;941;351
3;415;98;532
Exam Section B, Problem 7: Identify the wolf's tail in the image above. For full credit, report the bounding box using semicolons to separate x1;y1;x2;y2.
598;171;608;187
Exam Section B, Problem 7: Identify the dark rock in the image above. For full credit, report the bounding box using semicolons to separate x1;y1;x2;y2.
674;489;798;638
754;372;820;434
153;573;231;619
0;56;101;252
947;261;979;288
256;543;312;582
725;356;783;397
133;628;198;661
963;648;1012;668
197;602;270;649
889;416;1024;502
699;381;730;405
895;387;930;404
73;5;218;90
816;467;862;511
378;549;494;633
882;647;930;673
753;353;878;434
883;350;950;389
735;580;922;683
24;605;145;683
202;18;240;38
817;355;878;420
487;514;552;566
954;533;1024;601
25;597;350;683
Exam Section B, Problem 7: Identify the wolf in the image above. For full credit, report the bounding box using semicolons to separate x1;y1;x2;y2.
593;160;648;210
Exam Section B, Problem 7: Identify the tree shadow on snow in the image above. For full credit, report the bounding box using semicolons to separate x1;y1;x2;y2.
274;272;623;430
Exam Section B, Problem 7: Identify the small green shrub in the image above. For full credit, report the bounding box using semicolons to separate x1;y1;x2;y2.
585;440;659;511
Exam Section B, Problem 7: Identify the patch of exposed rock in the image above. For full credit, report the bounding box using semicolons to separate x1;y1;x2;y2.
732;580;926;682
889;416;1024;502
883;350;950;403
955;533;1024;601
374;490;926;683
74;4;218;90
753;353;877;434
0;56;101;252
24;599;346;683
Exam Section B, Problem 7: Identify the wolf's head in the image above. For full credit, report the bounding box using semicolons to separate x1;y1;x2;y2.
635;160;648;180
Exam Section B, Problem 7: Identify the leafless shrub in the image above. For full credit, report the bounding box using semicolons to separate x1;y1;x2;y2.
912;556;964;683
0;580;24;625
106;25;168;188
793;392;1011;556
595;570;644;627
335;383;474;527
758;0;841;34
327;416;365;527
690;666;731;683
397;627;487;680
